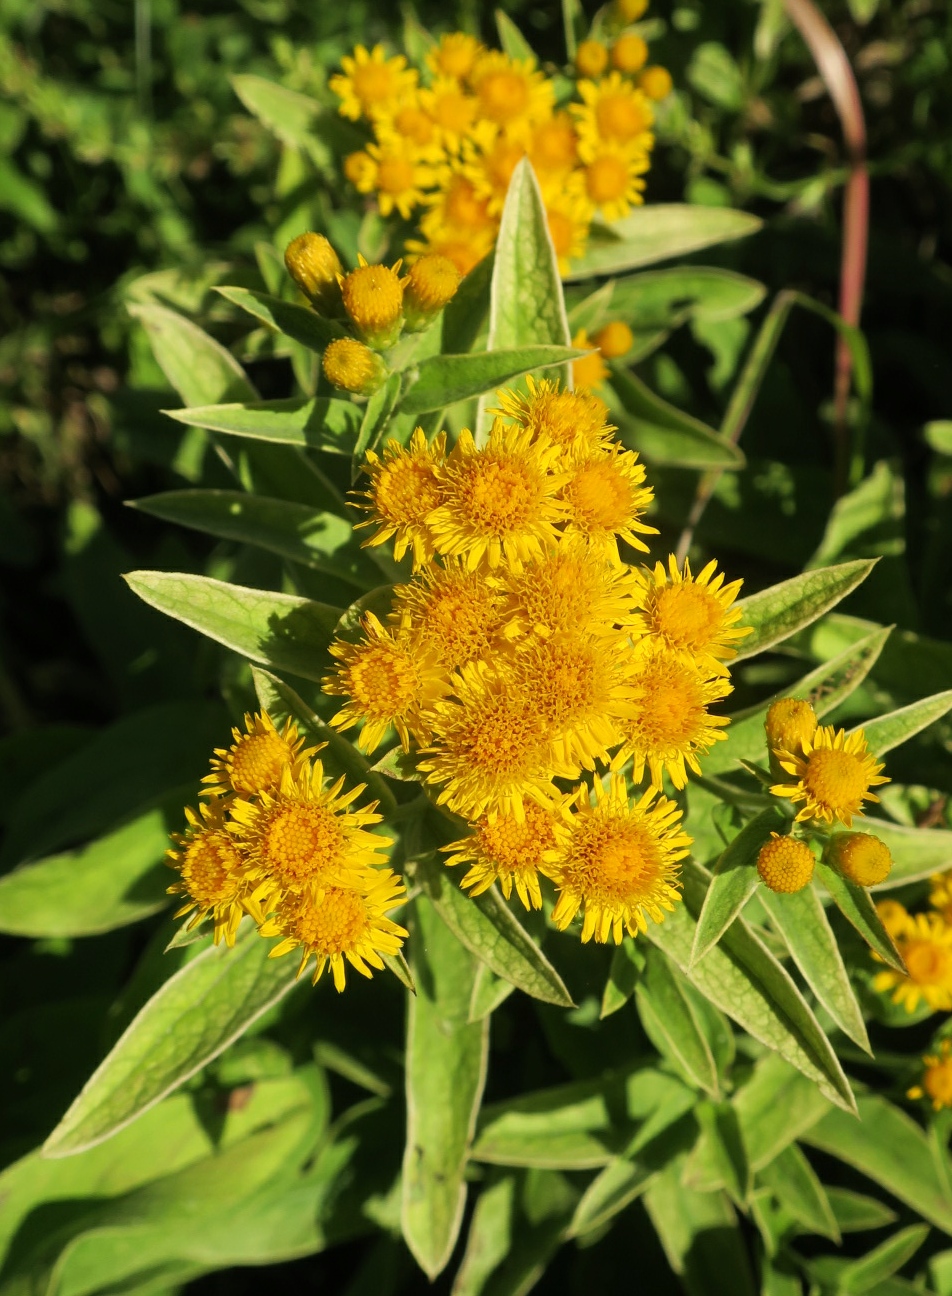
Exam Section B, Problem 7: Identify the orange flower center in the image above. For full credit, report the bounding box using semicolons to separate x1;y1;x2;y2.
444;177;492;228
903;940;952;986
286;886;369;954
596;92;649;141
462;457;544;534
394;105;434;145
376;459;442;524
630;657;706;749
261;802;344;887
478;70;529;123
650;583;722;652
433;88;476;134
478;803;555;869
531;115;578;170
347;643;420;719
182;831;243;904
546;209;575;257
229;731;291;794
353;62;396;107
376;154;416;195
803;748;870;811
586;154;629;203
566;458;632;532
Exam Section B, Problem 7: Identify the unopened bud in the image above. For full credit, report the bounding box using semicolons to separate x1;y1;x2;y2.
757;833;815;894
825;832;892;888
403;255;462;332
765;697;817;778
340;261;406;350
322;338;388;395
284;233;344;317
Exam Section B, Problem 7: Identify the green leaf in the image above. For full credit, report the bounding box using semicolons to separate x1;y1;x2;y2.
399;346;582;417
600;937;644;1019
469;962;516;1022
815;861;905;974
688;42;746;111
759;1142;840;1241
563;206;762;280
402;895;489;1280
494;9;535;60
636;947;720;1097
43;924;302;1156
734;559;877;661
416;853;573;1008
759;882;870;1053
215;285;347;350
128;303;256;406
0;797;180;938
648;860;856;1112
925;421;952;455
704;624;892;776
853;689;952;756
695;1100;750;1205
804;1094;952;1233
839;1224;929;1292
865;819;952;889
353;370;402;467
827;1187;897;1233
453;1174;516;1296
125;571;342;682
691;808;785;963
163;396;362;455
132;490;378;589
607;368;746;470
569;267;766;334
230;74;321;151
644;1160;757;1296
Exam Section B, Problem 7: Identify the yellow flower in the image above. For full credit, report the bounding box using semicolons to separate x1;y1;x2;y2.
876;898;909;939
340;256;407;348
546;775;688;943
612;34;649;73
462;125;530;216
323;611;448;753
931;872;952;924
575;40;609;79
261;870;407;991
629;554;750;675
873;911;952;1014
908;1039;952;1109
756;833;815;894
372;94;440;151
825;832;892;887
283;233;344;316
391;558;504;670
765;697;817;760
330;44;418;121
616;0;649;19
426;421;567;571
422;170;496;237
418;661;571;820
771;724;889;828
347;138;437;221
425;31;484;83
228;757;390;901
203;710;311;799
493;375;615;459
443;798;559;910
610;640;732;789
322;337;388;395
573;72;654;149
529;112;581;177
560;443;657;556
354;427;447;569
166;798;254;946
418;78;479;152
470;50;554;129
403;253;461;330
544;186;593;273
639;66;673;102
498;531;638;641
579;138;649;221
593;321;634;359
571;328;609;390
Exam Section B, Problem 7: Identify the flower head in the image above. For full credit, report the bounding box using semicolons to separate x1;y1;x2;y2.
873;911;952;1014
493;376;615;459
908;1039;952;1110
756;833;815;894
346;139;436;222
355;427;447;569
560;443;657;556
470;50;554;128
203;711;311;799
284;233;344;316
392;558;504;670
575;40;609;79
443;798;559;910
167;798;254;946
593;321;634;360
876;898;909;939
426;31;483;83
545;186;594;273
612;34;649;73
529;112;580;176
403;253;461;330
630;554;750;674
765;697;817;759
498;531;638;641
771;725;889;827
545;776;688;943
825;832;892;887
330;44;418;121
579;139;649;221
639;66;673;101
573;73;654;148
340;256;407;348
418;79;479;152
322;337;388;395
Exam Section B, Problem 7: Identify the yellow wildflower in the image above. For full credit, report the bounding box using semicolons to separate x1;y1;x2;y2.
629;554;750;675
560;443;657;556
167;798;254;946
771;724;889;827
545;186;593;273
908;1039;952;1110
284;233;344;316
403;253;461;330
498;532;638;641
579;138;649;220
418;78;479;152
425;31;484;83
873;911;952;1014
354;427;447;570
576;40;609;79
470;50;554;129
391;558;504;671
593;321;634;359
765;697;817;761
330;44;418;121
203;710;310;799
756;833;815;894
572;328;610;390
573;72;654;149
612;34;649;73
340;256;407;348
322;337;387;395
529;112;580;178
639;66;673;101
825;832;892;887
443;798;560;910
616;0;649;19
931;872;952;924
493;376;615;459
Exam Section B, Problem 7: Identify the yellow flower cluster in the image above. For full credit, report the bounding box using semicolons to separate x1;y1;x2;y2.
909;1038;952;1110
874;872;952;1017
167;712;406;990
322;379;748;944
329;14;671;278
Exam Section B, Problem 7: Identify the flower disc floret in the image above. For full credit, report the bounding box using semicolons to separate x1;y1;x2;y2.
355;427;447;568
873;911;952;1013
756;833;815;893
204;711;311;798
630;554;749;674
499;532;638;641
322;338;387;395
772;724;889;827
545;776;688;943
427;421;567;571
403;253;461;328
561;443;657;555
443;798;559;910
825;832;892;887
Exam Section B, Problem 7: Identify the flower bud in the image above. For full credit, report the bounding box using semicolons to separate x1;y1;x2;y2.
284;233;344;317
403;254;462;332
825;832;892;887
593;320;634;359
340;260;406;350
639;66;673;101
322;337;388;395
576;40;609;79
612;34;648;74
756;833;815;894
615;0;648;20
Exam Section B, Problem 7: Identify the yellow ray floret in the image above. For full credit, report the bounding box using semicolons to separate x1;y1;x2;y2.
578;138;649;221
610;640;732;789
771;724;889;828
908;1039;952;1110
427;421;567;571
228;758;390;901
443;797;560;910
545;775;688;943
323;611;448;753
418;661;575;821
461;125;530;216
345;138;436;220
572;72;654;149
544;185;594;273
560;443;657;556
493;376;616;459
469;50;554;128
261;869;407;991
372;93;440;151
203;710;312;798
166;798;255;946
331;44;418;121
354;427;447;569
630;554;750;674
571;329;609;391
498;531;638;641
391;558;504;670
873;910;952;1014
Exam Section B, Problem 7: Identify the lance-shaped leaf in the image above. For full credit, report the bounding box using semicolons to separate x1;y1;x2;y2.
215;285;347;350
415;853;573;1008
563;205;762;280
636;947;720;1097
832;1225;930;1292
804;1095;952;1233
866;819;952;889
608;368;745;470
452;1174;516;1296
758;883;870;1053
125;572;342;683
495;9;534;59
648;860;856;1112
644;1160;757;1296
734;559;877;661
758;1143;840;1241
569;267;766;335
43;924;302;1155
164;396;361;455
814;861;904;973
600;937;645;1019
402;895;489;1280
132;491;380;590
852;689;952;756
231;74;322;151
399;345;583;416
704;624;891;776
691;808;785;963
129;302;256;406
